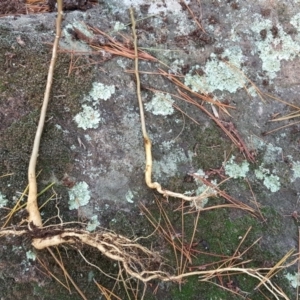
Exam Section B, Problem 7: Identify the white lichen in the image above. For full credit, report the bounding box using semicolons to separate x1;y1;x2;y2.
263;143;282;164
159;140;175;151
0;192;8;208
194;168;206;177
169;59;184;74
255;165;281;193
285;272;300;288
153;148;192;178
185;47;246;94
185;170;217;209
263;174;281;193
114;21;126;31
125;189;134;203
26;250;36;261
291;161;300;182
74;104;101;130
194;179;218;209
122;0;190;15
291;13;300;31
251;15;300;79
254;165;269;180
68;181;91;210
145;93;174;116
224;156;249;179
86;215;100;232
89;82;115;102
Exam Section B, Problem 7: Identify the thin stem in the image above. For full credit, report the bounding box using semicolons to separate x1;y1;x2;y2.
27;0;63;227
130;8;224;207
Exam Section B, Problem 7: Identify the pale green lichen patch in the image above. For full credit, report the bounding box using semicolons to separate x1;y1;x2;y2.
194;180;218;208
145;92;175;116
255;165;281;193
0;192;8;208
68;181;91;210
187;169;218;209
285;272;300;288
291;13;300;30
26;250;36;261
263;143;282;164
125;189;134;203
251;14;300;79
224;156;249;179
263;174;281;193
114;21;126;31
88;82;115;102
152;141;192;178
74;104;101;130
185;47;246;94
291;161;300;182
86;215;100;232
74;82;115;130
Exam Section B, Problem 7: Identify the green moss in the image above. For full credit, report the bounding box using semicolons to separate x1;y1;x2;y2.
0;34;95;198
143;196;293;299
190;123;232;171
1;111;39;186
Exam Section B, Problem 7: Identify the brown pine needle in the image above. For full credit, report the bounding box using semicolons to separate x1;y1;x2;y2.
1;185;28;229
159;68;233;111
37;256;71;292
85;25;157;62
255;248;295;291
48;247;88;300
177;89;256;162
180;0;206;33
262;120;300;135
94;279;122;300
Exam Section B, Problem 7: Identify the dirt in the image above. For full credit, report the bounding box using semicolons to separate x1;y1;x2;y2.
0;0;300;299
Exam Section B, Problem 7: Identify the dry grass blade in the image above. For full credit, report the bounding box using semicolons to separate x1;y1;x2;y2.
180;0;206;33
262;120;300;135
271;111;300;122
176;89;256;162
263;92;300;134
140;199;190;265
245;178;265;221
47;247;88;300
265;92;300;120
255;248;295;290
1;185;28;229
159;68;233;111
36;256;71;292
118;265;142;300
193;174;259;217
141;199;291;298
222;60;267;103
85;25;157;62
94;278;122;300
